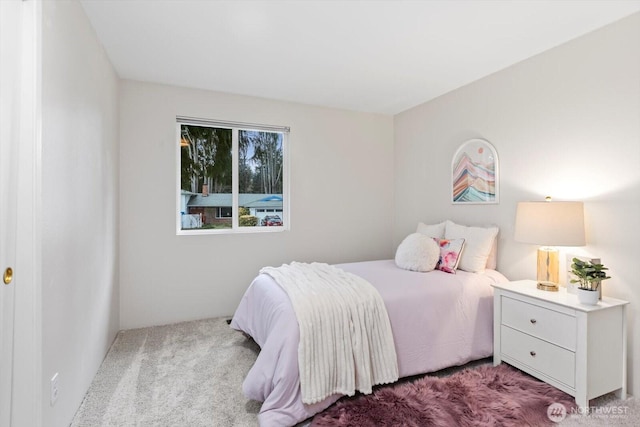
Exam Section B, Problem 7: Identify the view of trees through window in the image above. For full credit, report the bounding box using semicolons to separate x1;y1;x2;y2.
180;125;232;195
179;122;286;231
238;130;283;195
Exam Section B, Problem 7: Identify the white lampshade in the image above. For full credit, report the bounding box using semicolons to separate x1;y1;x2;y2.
514;200;586;291
514;201;586;247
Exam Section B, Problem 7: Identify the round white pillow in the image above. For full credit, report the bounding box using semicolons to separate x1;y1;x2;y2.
394;233;440;272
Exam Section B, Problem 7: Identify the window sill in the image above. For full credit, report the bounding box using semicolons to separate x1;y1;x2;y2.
176;226;288;236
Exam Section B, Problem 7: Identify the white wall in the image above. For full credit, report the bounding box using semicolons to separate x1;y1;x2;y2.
394;13;640;397
41;1;120;426
119;81;394;329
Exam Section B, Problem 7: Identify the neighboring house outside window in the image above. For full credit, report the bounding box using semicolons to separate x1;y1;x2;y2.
177;117;289;234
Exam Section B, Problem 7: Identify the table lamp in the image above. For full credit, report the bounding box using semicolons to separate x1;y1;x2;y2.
514;198;586;291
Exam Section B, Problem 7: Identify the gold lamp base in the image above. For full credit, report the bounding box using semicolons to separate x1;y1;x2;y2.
536;281;559;292
536;247;559;292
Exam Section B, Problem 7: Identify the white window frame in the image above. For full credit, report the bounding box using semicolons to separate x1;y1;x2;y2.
176;116;290;235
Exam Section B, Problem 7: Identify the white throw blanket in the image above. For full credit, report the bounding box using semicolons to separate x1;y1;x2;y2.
260;262;399;404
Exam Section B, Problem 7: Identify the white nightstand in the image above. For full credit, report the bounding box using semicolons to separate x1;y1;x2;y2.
492;280;628;409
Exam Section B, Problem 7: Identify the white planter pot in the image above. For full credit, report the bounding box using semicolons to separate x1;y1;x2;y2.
577;288;599;305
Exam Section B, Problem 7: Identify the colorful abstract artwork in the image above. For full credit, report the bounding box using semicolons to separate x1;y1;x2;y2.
451;139;499;204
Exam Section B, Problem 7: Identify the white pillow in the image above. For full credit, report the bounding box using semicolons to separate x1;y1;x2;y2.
416;221;446;239
444;220;499;273
395;233;440;272
486;237;498;270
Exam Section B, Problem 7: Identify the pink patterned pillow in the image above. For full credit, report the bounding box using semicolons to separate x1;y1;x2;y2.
434;238;465;274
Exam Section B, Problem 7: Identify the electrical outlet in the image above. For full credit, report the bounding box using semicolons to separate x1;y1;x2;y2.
50;373;59;406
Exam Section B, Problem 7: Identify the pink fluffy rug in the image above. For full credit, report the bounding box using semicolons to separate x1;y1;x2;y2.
312;364;576;427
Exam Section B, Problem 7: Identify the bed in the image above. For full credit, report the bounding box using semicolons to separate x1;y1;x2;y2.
231;221;508;426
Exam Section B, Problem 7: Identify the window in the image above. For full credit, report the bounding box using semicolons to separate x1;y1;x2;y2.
216;207;232;219
177;117;289;234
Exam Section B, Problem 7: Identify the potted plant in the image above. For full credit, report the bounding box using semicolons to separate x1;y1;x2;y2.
570;257;611;305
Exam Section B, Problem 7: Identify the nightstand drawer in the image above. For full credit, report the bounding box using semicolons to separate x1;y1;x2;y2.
501;296;576;350
501;325;575;388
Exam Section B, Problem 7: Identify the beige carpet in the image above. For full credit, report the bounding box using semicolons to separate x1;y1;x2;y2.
71;318;261;426
71;317;638;426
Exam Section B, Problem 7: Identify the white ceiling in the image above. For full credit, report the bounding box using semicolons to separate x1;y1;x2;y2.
80;0;640;115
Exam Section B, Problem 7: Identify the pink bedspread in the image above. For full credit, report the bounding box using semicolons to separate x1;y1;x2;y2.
230;260;508;426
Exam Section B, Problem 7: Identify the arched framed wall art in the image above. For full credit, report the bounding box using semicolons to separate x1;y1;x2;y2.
451;138;499;204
